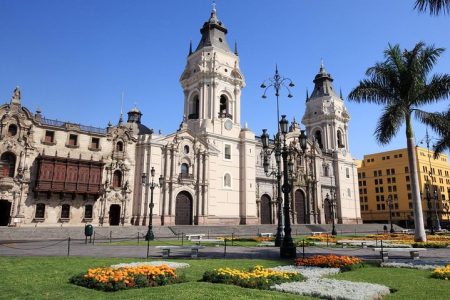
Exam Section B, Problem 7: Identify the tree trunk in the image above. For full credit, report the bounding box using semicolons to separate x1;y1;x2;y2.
406;114;427;242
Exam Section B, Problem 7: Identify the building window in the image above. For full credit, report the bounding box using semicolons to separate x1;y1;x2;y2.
224;173;231;188
90;138;100;150
181;163;189;174
113;170;122;188
224;144;231;160
84;205;93;219
378;170;382;176
7;124;17;136
35;203;45;219
0;152;16;178
184;145;190;154
314;130;323;149
68;134;78;146
405;166;409;173
45;131;55;143
347;188;351;197
116;141;124;152
61;204;70;219
337;130;344;148
346;168;349;178
218;94;231;119
188;95;200;119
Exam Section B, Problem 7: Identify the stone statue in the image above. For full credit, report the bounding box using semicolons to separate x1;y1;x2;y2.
11;86;21;104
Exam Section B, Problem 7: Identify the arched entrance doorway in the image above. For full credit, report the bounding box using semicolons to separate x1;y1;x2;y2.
295;189;306;224
109;204;121;226
260;194;272;224
0;200;11;226
175;191;192;225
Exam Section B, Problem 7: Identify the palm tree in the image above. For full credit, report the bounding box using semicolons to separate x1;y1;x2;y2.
349;42;450;242
416;107;450;157
415;0;450;15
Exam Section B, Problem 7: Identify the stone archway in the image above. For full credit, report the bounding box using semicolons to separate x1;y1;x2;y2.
175;191;193;225
0;200;11;226
295;189;306;224
260;194;272;224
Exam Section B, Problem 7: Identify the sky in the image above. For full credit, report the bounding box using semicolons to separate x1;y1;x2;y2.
1;0;449;159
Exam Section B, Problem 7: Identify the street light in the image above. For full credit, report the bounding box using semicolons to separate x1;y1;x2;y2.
262;115;307;259
433;186;442;231
261;129;284;247
324;193;337;235
141;167;163;241
260;66;296;251
387;195;395;233
425;184;435;235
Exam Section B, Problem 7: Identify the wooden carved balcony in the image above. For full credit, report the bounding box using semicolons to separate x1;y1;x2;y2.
34;155;104;197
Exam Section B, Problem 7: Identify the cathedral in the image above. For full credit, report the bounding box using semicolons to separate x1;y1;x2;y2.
0;7;361;227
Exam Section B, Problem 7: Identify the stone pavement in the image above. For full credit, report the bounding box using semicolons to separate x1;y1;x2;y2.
0;239;449;264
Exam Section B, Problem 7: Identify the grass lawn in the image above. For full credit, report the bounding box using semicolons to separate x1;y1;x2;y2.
0;256;448;300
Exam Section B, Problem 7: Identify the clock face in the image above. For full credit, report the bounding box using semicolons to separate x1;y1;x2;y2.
224;119;233;131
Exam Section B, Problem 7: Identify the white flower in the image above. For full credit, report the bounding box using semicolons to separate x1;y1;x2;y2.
110;261;190;269
269;265;340;279
272;278;390;300
381;262;442;270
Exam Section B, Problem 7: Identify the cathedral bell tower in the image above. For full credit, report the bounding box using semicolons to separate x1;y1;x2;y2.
302;63;351;155
179;5;245;136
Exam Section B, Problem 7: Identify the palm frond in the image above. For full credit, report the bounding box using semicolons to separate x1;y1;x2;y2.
417;74;450;105
415;0;450;15
415;108;450;157
348;79;397;104
374;104;405;145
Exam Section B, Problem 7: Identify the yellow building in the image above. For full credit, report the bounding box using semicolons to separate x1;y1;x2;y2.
357;147;450;229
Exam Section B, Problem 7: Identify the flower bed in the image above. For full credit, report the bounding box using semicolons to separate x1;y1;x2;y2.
381;262;442;270
272;278;391;300
202;265;303;290
295;255;361;269
70;264;181;291
412;241;449;248
110;261;190;269
432;264;450;280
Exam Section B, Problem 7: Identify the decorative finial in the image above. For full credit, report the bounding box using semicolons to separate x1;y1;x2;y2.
320;58;324;70
275;64;279;75
234;41;238;56
306;88;309;102
212;0;216;13
188;40;193;56
339;88;343;100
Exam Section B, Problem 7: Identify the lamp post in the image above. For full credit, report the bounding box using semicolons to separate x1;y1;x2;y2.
425;184;435;235
324;192;337;236
260;66;295;248
262;115;307;259
261;130;284;246
433;186;441;232
387;195;395;233
141;167;163;241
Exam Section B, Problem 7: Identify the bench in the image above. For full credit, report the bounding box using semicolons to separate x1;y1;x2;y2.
258;232;273;238
400;229;413;234
185;234;205;241
155;245;205;258
373;247;427;261
191;238;223;245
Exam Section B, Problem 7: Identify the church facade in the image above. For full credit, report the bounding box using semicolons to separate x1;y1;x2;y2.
0;8;360;227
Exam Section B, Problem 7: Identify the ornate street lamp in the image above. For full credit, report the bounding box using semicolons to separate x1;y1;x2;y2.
324;192;337;236
261;116;308;259
433;186;442;231
425;184;435;235
387;195;395;233
261;129;284;246
141;167;164;241
260;66;295;250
